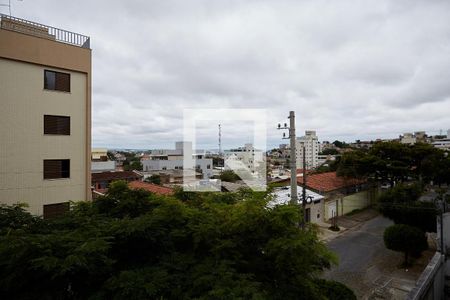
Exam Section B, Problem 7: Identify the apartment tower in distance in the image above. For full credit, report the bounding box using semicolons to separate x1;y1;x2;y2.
0;14;91;217
296;130;319;170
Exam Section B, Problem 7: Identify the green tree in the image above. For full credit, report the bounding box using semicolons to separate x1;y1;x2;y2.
123;160;143;171
319;148;339;155
0;203;46;234
332;140;348;148
219;169;240;182
316;279;357;300
145;174;161;185
378;183;437;232
383;224;428;267
0;184;348;299
336;142;450;186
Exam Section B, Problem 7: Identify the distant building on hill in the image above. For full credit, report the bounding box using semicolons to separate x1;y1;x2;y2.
296;131;319;169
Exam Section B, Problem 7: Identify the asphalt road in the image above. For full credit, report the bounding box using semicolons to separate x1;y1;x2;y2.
323;215;395;298
328;215;394;272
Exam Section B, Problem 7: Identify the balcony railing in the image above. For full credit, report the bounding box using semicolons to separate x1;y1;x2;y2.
0;14;90;49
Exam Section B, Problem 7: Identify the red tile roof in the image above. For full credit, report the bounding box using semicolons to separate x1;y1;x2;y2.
297;171;365;193
128;181;174;196
296;169;312;174
91;171;142;182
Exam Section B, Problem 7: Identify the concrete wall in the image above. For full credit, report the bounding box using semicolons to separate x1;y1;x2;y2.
407;253;446;300
0;58;88;215
91;148;107;160
91;161;116;173
0;26;91;211
307;200;324;223
323;190;372;220
437;212;450;255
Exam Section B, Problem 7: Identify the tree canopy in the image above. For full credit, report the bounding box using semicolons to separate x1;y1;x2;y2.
378;183;437;232
383;224;428;267
145;174;161;185
0;181;349;299
336;142;450;186
219;169;241;182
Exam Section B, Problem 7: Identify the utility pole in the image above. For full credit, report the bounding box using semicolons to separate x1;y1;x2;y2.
278;111;297;204
218;124;223;174
218;124;222;157
302;146;307;222
289;111;297;204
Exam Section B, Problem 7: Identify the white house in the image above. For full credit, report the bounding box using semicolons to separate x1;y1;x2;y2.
269;185;325;224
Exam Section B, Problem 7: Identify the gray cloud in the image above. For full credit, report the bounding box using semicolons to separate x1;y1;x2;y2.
9;0;450;149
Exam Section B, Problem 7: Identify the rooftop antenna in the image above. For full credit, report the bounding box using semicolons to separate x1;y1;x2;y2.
218;124;222;156
218;124;223;173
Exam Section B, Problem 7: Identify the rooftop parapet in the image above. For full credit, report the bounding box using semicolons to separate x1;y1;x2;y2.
0;14;90;48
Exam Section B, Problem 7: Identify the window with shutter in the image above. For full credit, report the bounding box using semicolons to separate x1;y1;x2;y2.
43;202;70;219
44;70;70;92
44;115;70;135
43;159;70;179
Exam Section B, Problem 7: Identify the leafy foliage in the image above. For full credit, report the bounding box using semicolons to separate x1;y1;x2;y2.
378;183;437;232
332;140;349;148
319;148;339;155
219;169;241;182
336;142;450;185
124;160;143;171
383;224;428;266
316;279;357;300
0;204;46;234
0;184;343;299
145;174;161;185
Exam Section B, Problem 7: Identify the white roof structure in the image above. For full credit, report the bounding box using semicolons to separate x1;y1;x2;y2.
269;185;324;208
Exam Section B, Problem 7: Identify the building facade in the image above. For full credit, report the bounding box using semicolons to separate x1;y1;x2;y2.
296;130;319;169
142;142;213;178
223;143;265;174
0;15;91;217
400;133;417;145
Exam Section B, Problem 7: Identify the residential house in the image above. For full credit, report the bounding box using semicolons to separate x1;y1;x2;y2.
270;186;325;224
91;171;142;193
128;181;174;196
297;171;373;220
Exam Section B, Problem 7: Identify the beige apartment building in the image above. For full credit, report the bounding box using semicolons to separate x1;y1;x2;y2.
0;15;91;217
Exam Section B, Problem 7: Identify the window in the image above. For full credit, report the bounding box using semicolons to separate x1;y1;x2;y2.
44;70;70;92
43;159;70;179
44;115;70;135
43;202;69;219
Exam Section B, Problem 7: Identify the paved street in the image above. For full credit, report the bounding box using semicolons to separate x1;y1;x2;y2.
322;214;431;299
327;215;393;273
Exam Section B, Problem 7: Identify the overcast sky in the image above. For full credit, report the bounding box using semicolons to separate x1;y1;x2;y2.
9;0;450;149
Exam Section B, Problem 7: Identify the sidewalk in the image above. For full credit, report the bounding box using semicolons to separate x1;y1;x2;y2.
317;208;379;242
